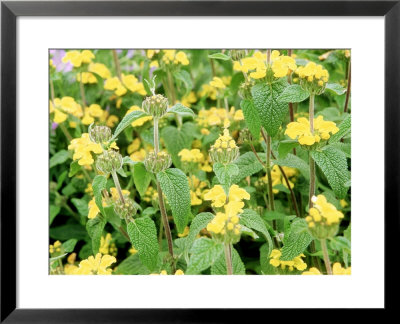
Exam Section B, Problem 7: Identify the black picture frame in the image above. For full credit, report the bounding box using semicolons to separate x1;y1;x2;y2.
1;0;398;321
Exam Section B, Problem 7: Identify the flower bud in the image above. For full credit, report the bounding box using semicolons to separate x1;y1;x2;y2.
114;196;137;221
144;151;172;173
209;129;239;165
96;150;123;174
238;79;254;100
89;124;112;144
238;128;253;144
229;49;246;61
142;94;169;118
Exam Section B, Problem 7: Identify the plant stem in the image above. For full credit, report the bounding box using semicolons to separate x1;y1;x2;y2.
265;133;275;212
118;226;130;241
79;72;87;107
112;50;122;80
59;123;73;142
224;243;233;275
343;60;351;114
287;49;296;155
308;94;316;207
249;142;265;167
153;116;175;271
320;239;332;275
111;171;125;204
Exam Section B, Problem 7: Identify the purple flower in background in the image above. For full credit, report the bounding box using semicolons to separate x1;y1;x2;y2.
52;122;59;130
126;49;134;59
49;49;73;73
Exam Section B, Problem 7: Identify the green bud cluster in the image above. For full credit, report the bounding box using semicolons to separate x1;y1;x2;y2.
89;124;112;144
238;79;255;100
238;128;253;144
308;223;339;240
300;78;326;96
229;49;246;61
96;150;123;174
114;197;137;221
144;151;172;173
142;94;169;118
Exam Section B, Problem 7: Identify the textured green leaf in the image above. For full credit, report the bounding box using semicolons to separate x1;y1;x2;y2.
325;83;346;95
173;70;193;96
50;205;60;225
260;243;279;274
113;254;151;275
168;103;195;118
251;79;289;137
330;114;351;143
240;209;273;256
92;175;107;214
157;168;191;234
187;238;224;274
281;218;312;261
278;84;309;103
161;126;192;168
213;162;239;189
185;212;214;252
208;52;231;60
133;162;151;196
330;142;351;158
275;153;310;180
68;160;81;177
110;110;147;142
240;99;260;140
211;248;245;275
62;239;78;253
71;198;89;217
311;145;350;198
86;216;107;255
127;216;159;271
50;224;88;241
278;140;299;159
50;150;70;168
103;205;121;228
232;152;264;183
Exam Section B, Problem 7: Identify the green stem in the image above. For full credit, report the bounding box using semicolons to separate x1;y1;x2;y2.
320;239;332;275
343;60;351;114
308;94;316;207
112;50;122;80
111;171;125;204
59;123;73;142
79;72;87;107
224;243;233;275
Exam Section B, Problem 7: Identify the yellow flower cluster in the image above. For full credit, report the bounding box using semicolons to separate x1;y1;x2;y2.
104;74;146;97
306;195;344;227
76;72;97;84
302;263;351;275
233;50;296;79
50;97;83;124
296;62;329;85
178;149;205;163
162;50;189;65
179;91;197;107
154;269;185;275
88;62;111;79
213;128;237;150
67;253;116;275
257;165;297;194
49;240;62;254
197;107;243;128
143;186;158;203
285;116;339;146
189;175;208;206
269;249;307;271
209;77;226;89
87;187;130;219
68;133;103;166
62;50;95;67
81;104;106;125
99;233;118;257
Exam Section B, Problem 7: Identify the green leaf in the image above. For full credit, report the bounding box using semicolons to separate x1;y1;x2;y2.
86;216;107;255
208;52;231;61
278;84;309;103
50;205;60;225
213;162;239;189
251;79;289;137
211;248;245;275
50;150;70;168
329;114;351;143
330;142;351;158
71;198;89;217
185;212;215;251
174;70;193;96
240;209;273;256
311;145;350;198
50;224;88;241
127;216;159;271
260;243;279;275
68;160;81;177
325;83;346;95
186;237;224;274
232;152;264;183
157;168;191;234
281;218;312;261
62;239;78;253
92;175;107;215
240;99;260;140
278;140;299;159
275;153;310;180
103;205;121;228
161;126;192;168
110;110;147;142
133;162;151;197
122;156;138;166
113;254;151;275
168;103;195;118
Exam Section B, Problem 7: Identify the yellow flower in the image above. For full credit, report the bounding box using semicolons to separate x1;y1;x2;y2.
306;195;344;226
178;149;204;163
62;50;95;67
53;109;68;124
126;106;153;127
233;109;244;121
67;253;77;264
106;115;119;128
198;84;218;100
175;51;189;65
204;185;226;207
73;253;116;275
147;49;159;58
269;249;307;271
285;116;339;145
209;77;226;89
162;50;189;66
130;149;146;162
129;246;138;255
302;267;322;275
88;198;101;219
332;263;351;275
228;184;250;202
270;51;297;78
76;72;97;84
259;165;296;194
88;62;111;79
175;269;185;275
68;133;103;166
99;233;113;255
87;104;103;118
178;226;190;238
122;74;146;95
296;62;329;84
180;91;197;107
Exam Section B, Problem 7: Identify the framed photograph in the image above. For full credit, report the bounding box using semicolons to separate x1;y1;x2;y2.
1;0;398;321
